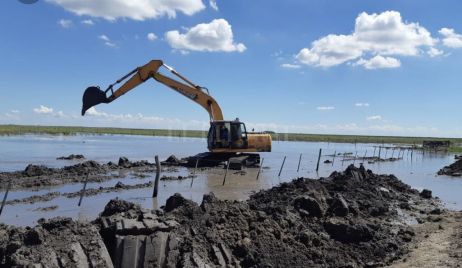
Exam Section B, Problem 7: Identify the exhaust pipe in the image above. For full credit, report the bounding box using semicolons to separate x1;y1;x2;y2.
81;86;110;116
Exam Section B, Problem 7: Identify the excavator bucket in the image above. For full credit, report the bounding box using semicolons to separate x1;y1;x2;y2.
81;86;110;115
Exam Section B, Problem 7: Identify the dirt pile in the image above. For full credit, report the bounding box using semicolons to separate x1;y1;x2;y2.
0;157;156;190
94;165;439;267
437;158;462;176
56;154;85;160
0;217;112;267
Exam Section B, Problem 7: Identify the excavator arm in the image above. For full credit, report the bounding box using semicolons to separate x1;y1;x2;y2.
81;60;224;121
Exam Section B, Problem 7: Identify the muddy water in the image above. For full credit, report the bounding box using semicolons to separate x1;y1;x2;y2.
0;134;461;226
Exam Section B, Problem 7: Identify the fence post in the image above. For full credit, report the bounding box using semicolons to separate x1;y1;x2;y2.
152;155;161;197
78;173;89;207
256;158;264;180
297;153;302;172
332;151;336;167
278;156;286;177
316;149;322;172
222;161;230;185
0;181;12;216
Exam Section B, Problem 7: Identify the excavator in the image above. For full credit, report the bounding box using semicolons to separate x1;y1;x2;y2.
81;59;271;167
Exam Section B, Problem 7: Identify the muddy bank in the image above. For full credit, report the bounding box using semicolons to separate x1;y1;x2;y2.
5;181;154;205
0;157;158;190
56;154;85;160
437;158;462;177
0;165;452;267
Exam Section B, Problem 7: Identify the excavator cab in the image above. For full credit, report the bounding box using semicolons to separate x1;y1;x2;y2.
208;120;248;151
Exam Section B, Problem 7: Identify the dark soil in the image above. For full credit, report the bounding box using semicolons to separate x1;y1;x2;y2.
0;157;157;190
94;165;441;267
56;154;85;160
0;165;449;267
437;158;462;177
0;217;112;267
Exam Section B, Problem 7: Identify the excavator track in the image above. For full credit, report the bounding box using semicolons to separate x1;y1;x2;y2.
186;152;260;170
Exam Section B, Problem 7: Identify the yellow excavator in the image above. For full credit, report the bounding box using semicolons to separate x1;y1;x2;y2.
81;59;271;166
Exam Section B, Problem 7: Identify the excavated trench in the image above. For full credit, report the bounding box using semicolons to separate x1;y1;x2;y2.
0;165;450;267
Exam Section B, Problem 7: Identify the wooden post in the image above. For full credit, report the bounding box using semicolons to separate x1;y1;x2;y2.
256;158;264;180
342;152;346;166
378;147;382;159
353;151;358;165
411;149;414;161
193;158;199;176
332;151;336;167
78;173;89;207
152;155;161;197
297;153;302;173
316;149;322;172
385;148;388;159
373;147;377;158
0;181;12;216
222;161;230;185
278;156;286;177
391;148;395;159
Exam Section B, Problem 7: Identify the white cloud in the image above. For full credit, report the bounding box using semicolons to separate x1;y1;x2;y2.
366;115;382;121
317;106;335;111
296;11;436;69
209;0;218;11
99;35;110;42
58;19;72;28
46;0;206;21
165;19;246;53
33;105;54;114
355;55;401;69
427;47;444;57
81;19;94;26
355;102;370;107
98;35;116;47
147;32;158;41
439;28;462;48
281;63;301;69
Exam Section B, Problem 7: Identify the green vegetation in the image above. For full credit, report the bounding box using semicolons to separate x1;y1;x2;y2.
1;124;462;150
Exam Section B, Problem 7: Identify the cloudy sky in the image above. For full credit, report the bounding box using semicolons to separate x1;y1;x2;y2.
1;0;461;137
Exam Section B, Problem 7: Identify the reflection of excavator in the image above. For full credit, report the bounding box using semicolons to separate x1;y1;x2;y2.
81;60;271;166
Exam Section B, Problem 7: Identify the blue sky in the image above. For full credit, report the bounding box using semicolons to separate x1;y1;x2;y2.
1;0;461;137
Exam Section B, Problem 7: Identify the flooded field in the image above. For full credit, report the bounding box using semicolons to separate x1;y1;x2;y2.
0;134;461;226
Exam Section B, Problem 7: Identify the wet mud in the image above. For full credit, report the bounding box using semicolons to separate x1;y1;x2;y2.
56;154;85;160
0;157;158;191
2;165;456;267
5;181;155;205
438;158;462;177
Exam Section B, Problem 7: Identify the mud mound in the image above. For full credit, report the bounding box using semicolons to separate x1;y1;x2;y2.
56;154;85;160
23;164;54;177
101;199;142;217
438;158;462;176
95;165;437;267
0;217;112;267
